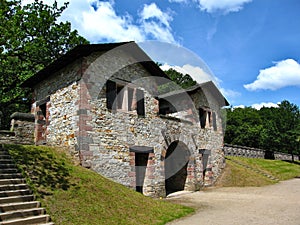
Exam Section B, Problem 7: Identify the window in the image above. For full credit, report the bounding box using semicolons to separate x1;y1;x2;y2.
199;108;207;129
106;80;145;116
199;107;217;130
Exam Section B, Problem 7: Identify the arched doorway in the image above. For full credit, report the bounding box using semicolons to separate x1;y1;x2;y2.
165;141;191;195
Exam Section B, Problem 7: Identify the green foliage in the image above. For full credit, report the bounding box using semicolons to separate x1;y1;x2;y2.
0;0;88;129
225;100;300;156
6;144;194;225
158;68;197;94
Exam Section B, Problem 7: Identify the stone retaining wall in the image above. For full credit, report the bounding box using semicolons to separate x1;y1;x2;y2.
223;144;300;161
0;113;35;145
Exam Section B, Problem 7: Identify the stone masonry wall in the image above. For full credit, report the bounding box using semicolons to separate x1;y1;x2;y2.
224;144;299;161
30;49;226;197
83;79;225;197
0;113;34;145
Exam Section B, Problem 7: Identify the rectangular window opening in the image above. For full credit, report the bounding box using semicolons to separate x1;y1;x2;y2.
106;80;145;116
135;153;149;193
199;108;207;129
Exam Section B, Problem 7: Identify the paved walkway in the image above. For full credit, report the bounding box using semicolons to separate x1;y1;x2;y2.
167;179;300;225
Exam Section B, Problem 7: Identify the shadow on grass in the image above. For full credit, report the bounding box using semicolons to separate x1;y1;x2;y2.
6;145;71;197
282;160;300;166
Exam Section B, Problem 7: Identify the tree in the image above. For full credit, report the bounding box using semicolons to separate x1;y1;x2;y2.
158;68;197;94
224;100;300;158
0;0;88;129
276;101;300;160
225;107;263;148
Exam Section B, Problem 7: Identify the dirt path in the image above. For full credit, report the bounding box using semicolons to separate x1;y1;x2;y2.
167;179;300;225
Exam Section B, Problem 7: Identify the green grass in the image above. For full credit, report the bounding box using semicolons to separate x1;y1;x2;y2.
5;144;194;225
216;156;300;187
229;156;300;181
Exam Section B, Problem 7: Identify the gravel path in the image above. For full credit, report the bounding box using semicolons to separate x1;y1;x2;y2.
167;179;300;225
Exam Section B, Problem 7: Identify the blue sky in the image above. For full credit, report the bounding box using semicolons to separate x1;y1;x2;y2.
22;0;300;108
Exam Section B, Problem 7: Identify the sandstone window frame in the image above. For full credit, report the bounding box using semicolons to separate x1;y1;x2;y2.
35;96;50;145
129;146;154;194
106;80;145;117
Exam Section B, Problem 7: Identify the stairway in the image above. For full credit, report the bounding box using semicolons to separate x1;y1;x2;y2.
0;146;54;225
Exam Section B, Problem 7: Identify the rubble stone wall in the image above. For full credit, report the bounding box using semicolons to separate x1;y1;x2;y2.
224;144;299;161
30;52;226;197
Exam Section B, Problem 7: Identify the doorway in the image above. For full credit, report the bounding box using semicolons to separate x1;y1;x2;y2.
165;141;190;195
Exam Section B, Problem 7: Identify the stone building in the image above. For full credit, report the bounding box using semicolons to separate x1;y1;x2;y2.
22;41;229;197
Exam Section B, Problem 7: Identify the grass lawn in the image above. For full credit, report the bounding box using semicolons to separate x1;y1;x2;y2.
216;156;300;187
5;144;194;225
229;156;300;181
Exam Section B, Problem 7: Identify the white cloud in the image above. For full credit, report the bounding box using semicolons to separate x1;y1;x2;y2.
251;102;279;110
21;0;177;44
244;59;300;91
160;64;220;85
233;105;245;109
219;88;241;99
140;3;172;28
169;0;189;3
139;3;176;43
233;102;279;110
159;64;242;102
81;1;145;42
196;0;252;14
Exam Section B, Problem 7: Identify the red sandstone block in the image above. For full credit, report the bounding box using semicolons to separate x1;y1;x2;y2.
147;160;155;165
80;150;93;156
128;172;136;177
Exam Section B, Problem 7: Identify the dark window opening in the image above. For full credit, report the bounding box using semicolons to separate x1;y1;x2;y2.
135;153;149;193
199;108;207;129
106;80;145;116
136;88;145;117
106;80;117;111
199;107;217;130
207;111;212;126
39;103;47;118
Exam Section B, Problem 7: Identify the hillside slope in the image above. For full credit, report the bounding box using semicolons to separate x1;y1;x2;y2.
5;144;194;225
216;156;300;187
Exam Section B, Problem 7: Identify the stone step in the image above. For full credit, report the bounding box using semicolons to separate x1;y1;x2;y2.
0;214;51;225
0;195;35;204
0;174;23;179
0;184;28;191
0;207;45;221
0;151;10;155
0;147;53;224
0;168;19;174
0;201;40;212
0;164;16;169
0;189;32;198
0;155;12;159
0;179;26;186
0;159;14;164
